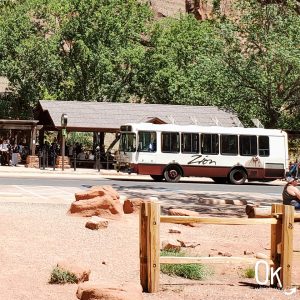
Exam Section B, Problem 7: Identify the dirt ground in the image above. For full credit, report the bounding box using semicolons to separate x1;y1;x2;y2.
1;191;300;300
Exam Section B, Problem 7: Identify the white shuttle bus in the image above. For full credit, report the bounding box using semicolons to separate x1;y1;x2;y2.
116;123;289;184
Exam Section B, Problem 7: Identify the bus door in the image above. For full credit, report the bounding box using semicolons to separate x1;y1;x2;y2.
135;131;160;173
261;136;285;178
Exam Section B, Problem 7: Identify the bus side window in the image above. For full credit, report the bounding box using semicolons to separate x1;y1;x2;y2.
221;134;238;155
181;133;199;153
258;136;269;156
201;133;219;155
239;135;257;156
162;132;180;153
138;131;156;152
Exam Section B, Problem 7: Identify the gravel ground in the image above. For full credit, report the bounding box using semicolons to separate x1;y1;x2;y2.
0;201;140;300
1;194;300;300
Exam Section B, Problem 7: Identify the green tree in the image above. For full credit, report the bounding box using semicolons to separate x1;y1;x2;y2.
0;0;63;118
0;0;152;118
139;15;225;106
57;0;152;101
219;0;300;128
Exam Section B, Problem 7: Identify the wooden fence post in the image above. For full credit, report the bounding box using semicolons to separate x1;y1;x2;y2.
140;201;149;292
147;198;160;293
280;205;294;290
270;204;283;287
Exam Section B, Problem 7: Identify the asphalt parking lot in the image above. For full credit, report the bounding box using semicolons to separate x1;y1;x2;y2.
0;184;80;204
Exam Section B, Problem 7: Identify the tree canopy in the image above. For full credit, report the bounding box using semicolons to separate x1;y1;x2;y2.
0;0;152;117
137;16;225;107
0;0;300;129
219;0;300;128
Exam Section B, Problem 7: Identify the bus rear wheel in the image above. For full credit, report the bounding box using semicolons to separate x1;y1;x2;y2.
164;165;181;183
229;169;247;185
150;175;164;182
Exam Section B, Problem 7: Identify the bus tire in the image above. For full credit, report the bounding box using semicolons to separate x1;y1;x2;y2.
212;177;227;184
229;168;247;185
164;165;181;183
150;175;164;182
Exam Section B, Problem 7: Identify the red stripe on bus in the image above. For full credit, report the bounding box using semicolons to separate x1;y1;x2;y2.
132;164;284;179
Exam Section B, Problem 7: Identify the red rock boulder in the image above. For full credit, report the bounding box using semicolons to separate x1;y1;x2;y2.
168;227;181;234
85;216;108;230
168;208;200;217
75;185;119;201
168;208;200;227
123;198;144;214
161;239;181;252
76;281;143;300
57;260;91;283
69;186;123;219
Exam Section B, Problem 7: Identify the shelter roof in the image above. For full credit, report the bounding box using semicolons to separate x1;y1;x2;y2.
0;119;39;130
36;100;242;132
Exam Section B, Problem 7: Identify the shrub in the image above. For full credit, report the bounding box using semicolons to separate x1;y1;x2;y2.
244;267;255;279
49;267;77;284
160;250;211;280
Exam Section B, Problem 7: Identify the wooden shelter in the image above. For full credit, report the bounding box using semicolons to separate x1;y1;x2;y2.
0;119;39;155
35;100;242;132
34;100;243;149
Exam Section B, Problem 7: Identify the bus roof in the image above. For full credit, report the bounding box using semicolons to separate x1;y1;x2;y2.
122;123;286;136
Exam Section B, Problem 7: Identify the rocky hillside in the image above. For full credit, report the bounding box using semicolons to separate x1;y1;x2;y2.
150;0;300;19
150;0;232;19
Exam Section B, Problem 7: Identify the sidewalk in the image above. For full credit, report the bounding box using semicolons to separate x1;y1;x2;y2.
0;164;137;179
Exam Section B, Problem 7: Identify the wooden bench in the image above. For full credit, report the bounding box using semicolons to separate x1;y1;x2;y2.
70;159;95;168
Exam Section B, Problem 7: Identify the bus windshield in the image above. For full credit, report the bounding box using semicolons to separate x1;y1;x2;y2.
120;133;136;152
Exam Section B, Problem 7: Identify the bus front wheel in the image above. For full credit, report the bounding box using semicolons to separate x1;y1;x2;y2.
164;165;181;183
150;175;164;182
229;169;247;185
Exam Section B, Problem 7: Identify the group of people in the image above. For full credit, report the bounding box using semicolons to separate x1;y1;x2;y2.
37;140;114;168
76;150;95;161
0;139;26;166
38;141;61;166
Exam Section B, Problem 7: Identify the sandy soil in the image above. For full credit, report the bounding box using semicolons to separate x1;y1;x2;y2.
0;195;300;300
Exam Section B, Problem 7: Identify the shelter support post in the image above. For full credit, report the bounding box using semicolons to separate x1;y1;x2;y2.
99;132;105;148
30;125;37;156
26;125;39;168
38;127;45;148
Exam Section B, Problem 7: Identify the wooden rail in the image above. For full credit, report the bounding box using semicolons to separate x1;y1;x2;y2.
160;256;274;265
140;201;295;293
160;216;278;225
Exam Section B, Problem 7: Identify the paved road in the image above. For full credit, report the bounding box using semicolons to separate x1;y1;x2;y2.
0;175;283;195
0;175;285;216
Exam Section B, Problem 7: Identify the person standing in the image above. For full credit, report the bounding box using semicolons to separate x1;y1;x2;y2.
11;143;19;166
148;133;157;152
0;140;9;165
282;177;300;209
